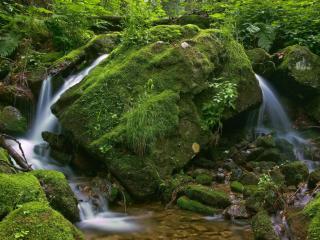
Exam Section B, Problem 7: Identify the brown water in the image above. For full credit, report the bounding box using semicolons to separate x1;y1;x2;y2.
85;204;253;240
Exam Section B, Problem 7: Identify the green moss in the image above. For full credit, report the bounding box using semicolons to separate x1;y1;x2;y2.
0;202;84;240
0;173;47;218
251;211;279;240
0;148;13;174
303;195;320;240
177;196;218;215
31;170;79;222
281;161;309;186
230;181;244;193
184;184;230;209
195;174;212;186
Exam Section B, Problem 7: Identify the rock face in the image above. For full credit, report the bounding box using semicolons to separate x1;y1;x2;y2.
53;24;261;199
0;202;84;240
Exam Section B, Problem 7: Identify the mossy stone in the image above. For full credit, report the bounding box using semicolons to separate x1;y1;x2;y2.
0;148;14;174
184;184;230;209
0;202;84;240
240;171;259;185
177;196;218;215
230;181;244;193
251;211;279;240
31;170;79;222
246;48;275;78
0;106;27;135
195;174;212;186
281;161;309;186
0;173;47;218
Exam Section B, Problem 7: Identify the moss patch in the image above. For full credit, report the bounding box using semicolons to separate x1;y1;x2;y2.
251;211;279;240
0;148;14;174
0;202;84;240
31;170;79;222
177;196;218;215
0;173;47;218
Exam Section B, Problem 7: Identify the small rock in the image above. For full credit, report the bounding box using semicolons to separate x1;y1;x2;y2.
181;42;191;49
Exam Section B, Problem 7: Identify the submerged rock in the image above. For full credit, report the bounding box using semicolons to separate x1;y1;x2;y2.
0;202;84;240
31;170;79;222
53;24;261;199
0;173;47;218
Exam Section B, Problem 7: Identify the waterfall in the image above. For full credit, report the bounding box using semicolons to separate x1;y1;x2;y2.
255;74;317;170
10;54;141;233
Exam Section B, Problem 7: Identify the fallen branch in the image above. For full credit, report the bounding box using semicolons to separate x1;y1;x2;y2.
0;134;32;171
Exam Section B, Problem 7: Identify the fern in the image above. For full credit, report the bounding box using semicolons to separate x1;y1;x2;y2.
257;24;276;51
0;32;20;57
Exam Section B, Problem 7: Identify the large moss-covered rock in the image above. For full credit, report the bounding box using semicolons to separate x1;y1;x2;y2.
0;106;27;135
184;184;230;208
177;196;218;215
0;173;47;218
0;202;84;240
31;170;79;222
53;25;261;199
251;211;279;240
280;161;309;186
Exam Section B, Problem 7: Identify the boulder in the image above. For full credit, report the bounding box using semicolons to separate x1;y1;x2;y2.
0;106;27;135
251;211;279;240
0;173;47;218
230;181;244;193
184;185;231;209
0;202;84;240
177;196;218;215
240;171;259;185
224;202;249;219
31;170;79;222
195;173;212;186
53;25;261;199
280;161;309;186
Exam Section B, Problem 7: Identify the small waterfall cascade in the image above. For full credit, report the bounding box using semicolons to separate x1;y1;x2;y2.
255;74;316;170
11;54;141;233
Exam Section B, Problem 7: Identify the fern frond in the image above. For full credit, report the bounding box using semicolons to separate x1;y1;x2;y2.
0;32;20;57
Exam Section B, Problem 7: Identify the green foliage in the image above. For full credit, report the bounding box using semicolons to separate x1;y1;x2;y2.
201;80;237;130
124;90;179;155
304;194;320;240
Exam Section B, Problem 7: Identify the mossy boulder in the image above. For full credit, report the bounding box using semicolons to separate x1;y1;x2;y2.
53;25;261;199
0;148;14;174
240;171;259;185
230;181;244;193
280;161;309;186
251;211;279;240
184;184;230;208
0;106;27;135
177;196;218;215
0;202;84;240
0;173;47;218
195;173;212;185
246;48;275;78
31;170;79;222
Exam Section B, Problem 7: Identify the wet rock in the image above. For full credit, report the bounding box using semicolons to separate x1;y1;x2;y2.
281;161;309;186
224;203;249;219
31;170;80;222
251;211;280;240
177;196;218;215
0;106;27;135
308;168;320;189
184;185;231;209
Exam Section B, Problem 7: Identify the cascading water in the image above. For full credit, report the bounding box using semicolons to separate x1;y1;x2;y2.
255;74;317;170
10;54;141;234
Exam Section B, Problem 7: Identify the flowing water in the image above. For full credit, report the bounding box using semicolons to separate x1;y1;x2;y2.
255;74;317;171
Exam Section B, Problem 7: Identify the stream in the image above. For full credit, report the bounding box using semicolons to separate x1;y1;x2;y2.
6;56;318;239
